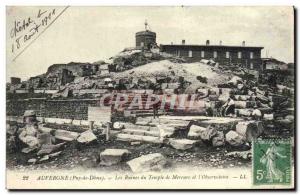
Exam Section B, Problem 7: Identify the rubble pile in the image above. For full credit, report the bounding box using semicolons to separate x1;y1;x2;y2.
6;45;294;172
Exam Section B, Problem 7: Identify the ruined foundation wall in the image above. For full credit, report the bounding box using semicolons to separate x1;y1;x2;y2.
6;99;100;120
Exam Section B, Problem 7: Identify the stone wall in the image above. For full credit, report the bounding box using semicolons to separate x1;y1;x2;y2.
6;98;100;120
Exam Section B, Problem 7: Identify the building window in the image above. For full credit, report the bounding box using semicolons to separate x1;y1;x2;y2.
188;50;193;57
140;42;144;47
250;62;254;69
201;51;205;58
213;51;217;58
238;51;242;59
250;52;254;59
226;51;230;58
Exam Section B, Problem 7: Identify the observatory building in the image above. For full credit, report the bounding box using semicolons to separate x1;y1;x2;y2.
135;21;157;50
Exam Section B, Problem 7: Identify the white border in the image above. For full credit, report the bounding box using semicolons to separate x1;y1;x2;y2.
1;0;299;194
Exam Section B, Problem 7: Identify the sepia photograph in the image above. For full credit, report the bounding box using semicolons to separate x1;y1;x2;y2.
5;6;295;190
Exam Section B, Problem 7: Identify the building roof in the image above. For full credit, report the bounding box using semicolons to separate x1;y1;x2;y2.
136;30;156;36
261;58;286;64
160;44;264;50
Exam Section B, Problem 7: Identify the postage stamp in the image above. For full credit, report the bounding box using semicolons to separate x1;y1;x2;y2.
253;139;291;185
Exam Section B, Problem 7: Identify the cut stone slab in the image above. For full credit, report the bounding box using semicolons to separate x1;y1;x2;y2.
235;109;253;117
263;114;274;120
199;125;218;141
135;121;153;126
49;151;62;158
285;115;294;122
122;129;160;137
100;149;131;166
55;130;79;141
188;125;207;139
39;125;53;133
212;131;225;147
225;131;245;147
226;150;252;160
235;101;256;109
157;124;176;138
235;95;251;101
159;119;191;127
77;130;97;143
159;116;242;122
117;134;162;144
131;141;141;146
218;94;230;104
28;158;37;164
39;151;62;162
21;147;37;154
124;123;150;131
169;139;199;150
37;142;65;156
198;118;243;132
39;155;50;162
127;153;167;173
236;121;264;142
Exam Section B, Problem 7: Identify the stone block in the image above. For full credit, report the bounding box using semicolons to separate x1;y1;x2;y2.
169;139;199;150
37;142;65;155
77;130;97;143
188;125;207;139
212;131;225;147
225;131;245;147
100;149;130;166
235;121;264;142
157;124;176;138
127;153;167;173
55;130;79;141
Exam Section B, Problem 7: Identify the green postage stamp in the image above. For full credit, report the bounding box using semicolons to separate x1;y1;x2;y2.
253;139;291;185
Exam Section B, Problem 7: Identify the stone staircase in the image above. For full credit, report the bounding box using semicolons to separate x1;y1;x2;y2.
116;117;162;144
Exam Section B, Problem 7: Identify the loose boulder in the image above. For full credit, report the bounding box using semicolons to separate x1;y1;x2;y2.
227;76;242;86
55;130;79;141
157;124;176;138
169;139;199;150
127;153;167;173
187;125;206;139
226;150;252;160
235;101;256;109
235;109;253;117
77;130;97;143
100;149;131;166
200;125;218;141
212;131;225;147
28;158;37;164
235;121;264;142
285;115;294;122
225;131;245;147
37;142;65;155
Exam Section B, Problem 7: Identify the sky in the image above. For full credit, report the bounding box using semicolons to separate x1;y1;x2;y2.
6;6;294;82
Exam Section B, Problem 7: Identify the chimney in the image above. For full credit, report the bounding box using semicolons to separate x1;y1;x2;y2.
242;41;245;46
182;40;185;45
206;40;210;46
219;40;222;45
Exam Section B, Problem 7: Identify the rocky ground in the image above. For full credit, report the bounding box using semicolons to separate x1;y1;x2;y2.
6;136;251;172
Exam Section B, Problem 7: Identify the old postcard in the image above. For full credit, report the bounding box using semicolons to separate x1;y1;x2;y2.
6;6;295;190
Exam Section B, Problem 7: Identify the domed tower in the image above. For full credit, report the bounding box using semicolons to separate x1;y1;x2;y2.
135;20;156;50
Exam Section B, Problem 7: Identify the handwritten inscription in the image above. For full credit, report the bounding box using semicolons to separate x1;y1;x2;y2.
10;8;56;53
